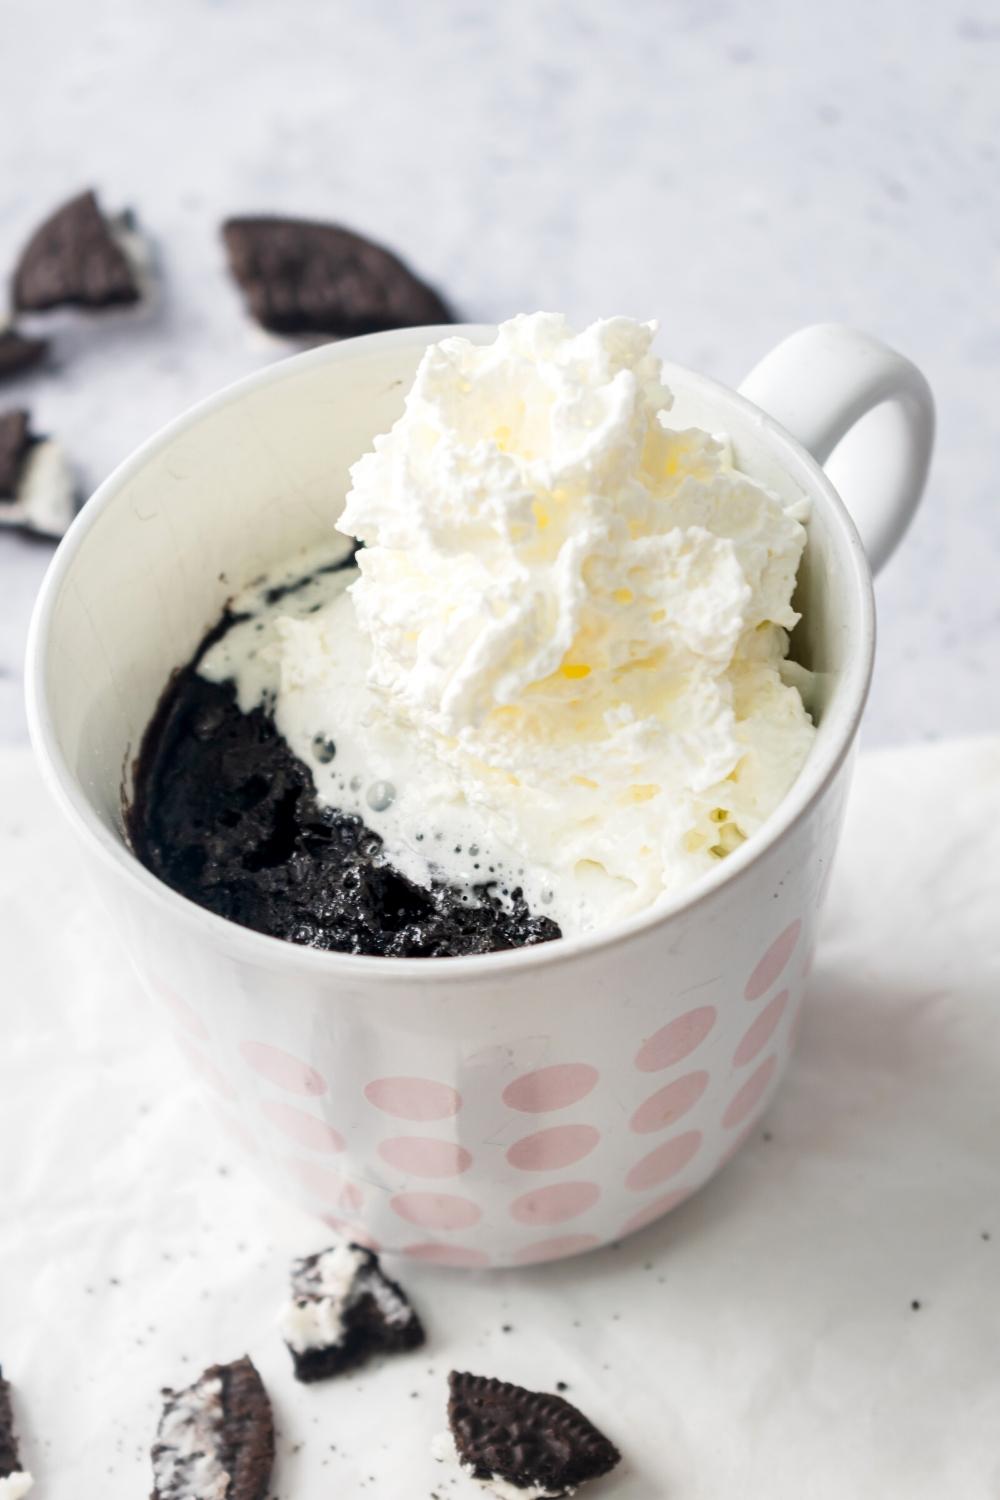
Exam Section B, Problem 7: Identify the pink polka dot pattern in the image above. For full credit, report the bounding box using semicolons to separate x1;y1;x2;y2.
506;1124;600;1172
286;1157;363;1212
634;1006;716;1073
744;920;801;1001
240;1041;327;1097
390;1193;482;1230
403;1242;490;1269
509;1181;601;1226
733;991;788;1067
722;1054;778;1130
378;1137;473;1178
619;1187;693;1237
260;1099;345;1154
629;1071;709;1135
153;981;209;1040
502;1064;599;1114
625;1130;702;1192
364;1076;461;1122
177;1036;237;1101
509;1235;601;1265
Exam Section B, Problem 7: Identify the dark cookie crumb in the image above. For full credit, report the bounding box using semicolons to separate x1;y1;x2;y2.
0;405;76;539
0;410;31;496
283;1244;425;1382
151;1354;273;1500
221;214;451;338
447;1370;620;1496
0;1366;27;1481
0;329;48;383
12;189;142;312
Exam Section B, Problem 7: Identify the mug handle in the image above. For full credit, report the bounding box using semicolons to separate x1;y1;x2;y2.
739;323;935;575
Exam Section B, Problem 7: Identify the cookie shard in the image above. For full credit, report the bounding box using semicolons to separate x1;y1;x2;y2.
0;411;30;497
447;1371;621;1498
150;1354;273;1500
0;1368;33;1500
221;215;452;338
0;329;48;383
12;189;143;312
0;410;77;540
280;1242;425;1382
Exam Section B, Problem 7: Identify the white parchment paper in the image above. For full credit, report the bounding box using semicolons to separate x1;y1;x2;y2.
2;738;999;1498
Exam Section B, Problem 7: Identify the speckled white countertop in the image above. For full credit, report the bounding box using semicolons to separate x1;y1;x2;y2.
2;0;998;747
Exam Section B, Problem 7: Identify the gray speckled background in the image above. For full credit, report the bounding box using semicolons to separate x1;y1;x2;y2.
2;0;998;746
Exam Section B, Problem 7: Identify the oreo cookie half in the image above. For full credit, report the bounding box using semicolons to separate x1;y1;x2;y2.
0;409;76;539
0;329;47;384
280;1241;425;1381
12;189;146;313
151;1354;273;1500
0;1367;33;1500
442;1370;621;1497
221;214;452;337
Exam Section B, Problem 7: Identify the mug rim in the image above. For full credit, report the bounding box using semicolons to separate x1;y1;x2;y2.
25;322;876;984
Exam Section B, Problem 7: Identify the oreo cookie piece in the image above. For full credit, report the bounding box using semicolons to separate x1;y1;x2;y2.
151;1355;273;1500
0;409;77;539
221;215;452;337
441;1370;620;1497
0;411;30;498
0;1367;33;1500
280;1241;425;1381
0;329;47;383
12;189;145;313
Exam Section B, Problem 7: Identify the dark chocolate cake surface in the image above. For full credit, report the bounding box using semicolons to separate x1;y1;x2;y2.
127;594;561;960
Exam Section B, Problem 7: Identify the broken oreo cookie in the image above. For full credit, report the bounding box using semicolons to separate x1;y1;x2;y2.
443;1370;620;1497
0;1367;33;1500
0;409;76;539
12;189;145;313
0;411;30;498
280;1241;424;1381
221;214;452;337
0;329;47;384
151;1354;273;1500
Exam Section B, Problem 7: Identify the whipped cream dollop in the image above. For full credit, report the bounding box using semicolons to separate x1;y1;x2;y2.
229;313;815;936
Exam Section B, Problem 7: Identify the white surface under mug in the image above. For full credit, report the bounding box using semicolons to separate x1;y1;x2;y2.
25;322;933;1269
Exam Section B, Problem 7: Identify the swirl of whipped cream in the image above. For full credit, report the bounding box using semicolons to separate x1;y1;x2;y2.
255;314;816;934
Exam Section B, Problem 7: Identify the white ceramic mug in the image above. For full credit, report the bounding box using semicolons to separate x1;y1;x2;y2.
26;322;933;1269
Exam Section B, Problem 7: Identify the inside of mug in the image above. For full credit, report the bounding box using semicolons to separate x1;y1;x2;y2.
39;337;855;845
